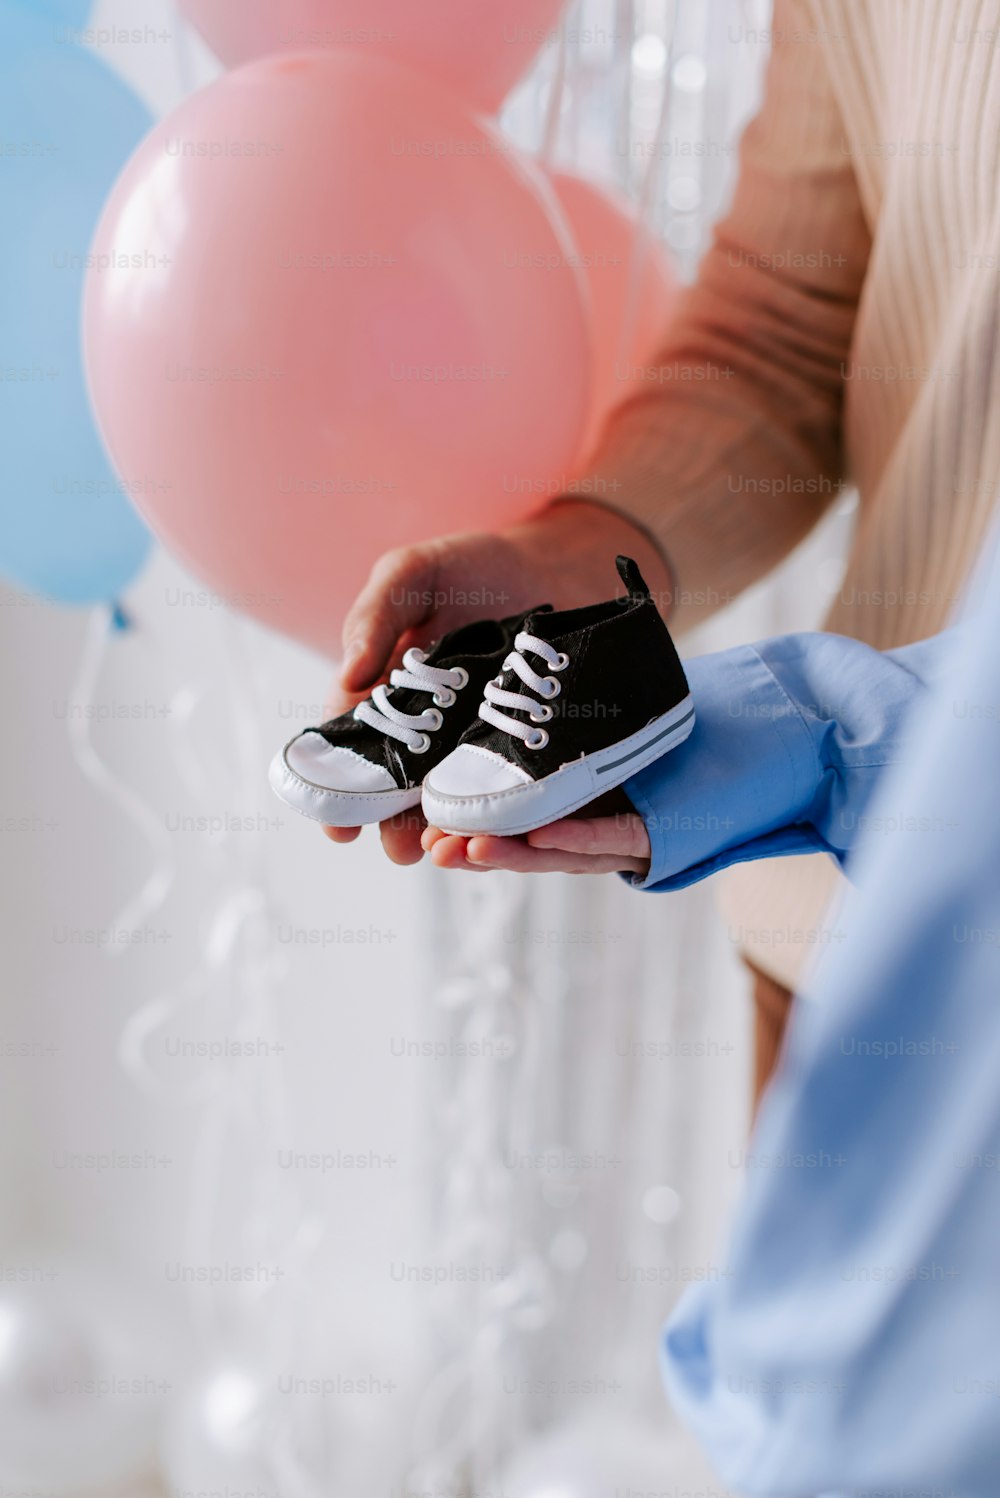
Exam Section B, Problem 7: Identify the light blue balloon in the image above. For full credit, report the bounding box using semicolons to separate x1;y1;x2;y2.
7;0;92;35
0;0;153;605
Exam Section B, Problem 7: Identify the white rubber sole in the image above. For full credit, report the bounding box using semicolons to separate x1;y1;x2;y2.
421;696;695;837
268;744;421;826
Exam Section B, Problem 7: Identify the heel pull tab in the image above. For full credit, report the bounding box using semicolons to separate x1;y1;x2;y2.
615;554;650;602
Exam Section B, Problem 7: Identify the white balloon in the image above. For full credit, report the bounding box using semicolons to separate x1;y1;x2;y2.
162;1365;337;1498
0;1285;160;1494
497;1413;732;1498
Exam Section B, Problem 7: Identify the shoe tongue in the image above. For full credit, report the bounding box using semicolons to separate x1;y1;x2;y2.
520;603;556;639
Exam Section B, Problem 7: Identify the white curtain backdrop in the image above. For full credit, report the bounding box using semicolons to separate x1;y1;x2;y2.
0;2;858;1494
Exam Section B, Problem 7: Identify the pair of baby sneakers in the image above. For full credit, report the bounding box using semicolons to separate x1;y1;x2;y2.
269;556;694;837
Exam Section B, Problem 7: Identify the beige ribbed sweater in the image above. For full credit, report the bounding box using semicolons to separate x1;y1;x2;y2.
587;0;1000;986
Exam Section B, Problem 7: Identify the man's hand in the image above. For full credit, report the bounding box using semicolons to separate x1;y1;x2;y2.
421;806;651;878
321;501;672;865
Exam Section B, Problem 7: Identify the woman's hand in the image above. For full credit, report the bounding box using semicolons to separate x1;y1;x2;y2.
321;500;672;865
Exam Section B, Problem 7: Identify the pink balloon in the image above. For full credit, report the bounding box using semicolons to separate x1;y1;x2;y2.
548;171;680;457
179;0;567;113
84;52;591;656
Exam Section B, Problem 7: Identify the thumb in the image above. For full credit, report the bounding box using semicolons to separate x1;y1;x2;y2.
339;546;436;693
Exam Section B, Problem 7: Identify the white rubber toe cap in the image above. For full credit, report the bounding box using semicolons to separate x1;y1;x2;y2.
424;744;532;799
284;734;396;794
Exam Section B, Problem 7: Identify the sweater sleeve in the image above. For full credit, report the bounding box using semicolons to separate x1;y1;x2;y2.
577;0;872;628
624;630;952;893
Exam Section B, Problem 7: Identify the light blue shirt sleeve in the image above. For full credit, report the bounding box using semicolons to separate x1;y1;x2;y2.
624;630;948;891
659;592;1000;1495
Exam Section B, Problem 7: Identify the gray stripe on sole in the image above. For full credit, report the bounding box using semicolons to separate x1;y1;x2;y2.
595;707;695;775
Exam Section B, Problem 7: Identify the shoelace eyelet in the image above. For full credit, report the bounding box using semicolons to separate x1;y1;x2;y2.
354;645;473;751
525;727;549;750
434;664;469;707
552;652;570;671
540;676;561;699
530;704;554;723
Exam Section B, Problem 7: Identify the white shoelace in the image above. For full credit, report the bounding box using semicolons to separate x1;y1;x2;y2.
478;631;570;750
354;648;468;752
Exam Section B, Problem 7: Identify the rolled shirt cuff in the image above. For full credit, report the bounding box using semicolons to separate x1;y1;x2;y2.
626;643;825;891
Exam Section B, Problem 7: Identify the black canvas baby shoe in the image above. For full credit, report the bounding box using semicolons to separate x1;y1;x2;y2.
270;615;529;826
421;557;694;837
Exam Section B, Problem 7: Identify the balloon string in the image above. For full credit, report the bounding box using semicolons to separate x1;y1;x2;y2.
117;885;266;1104
66;606;174;954
114;637;250;1101
636;0;679;227
615;0;635;183
117;605;305;1379
541;15;569;163
616;0;680;369
406;873;542;1491
194;613;301;1359
172;0;200;98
